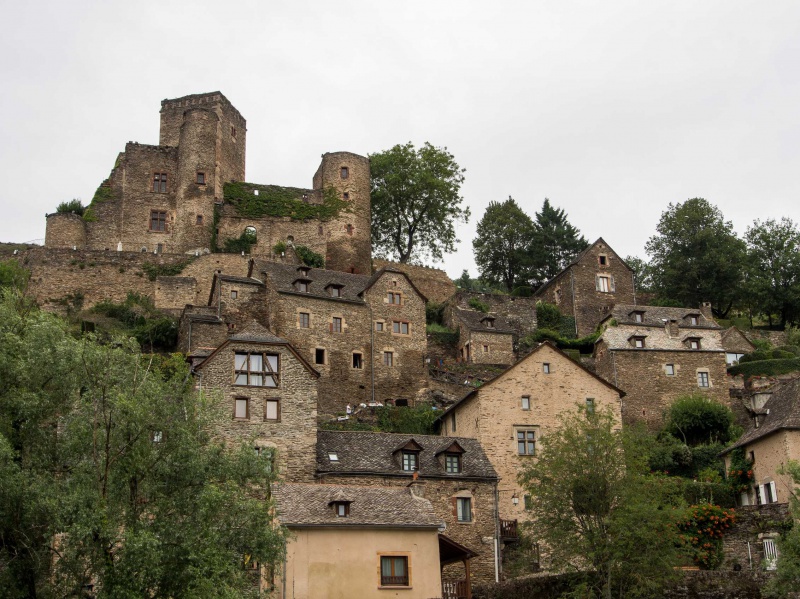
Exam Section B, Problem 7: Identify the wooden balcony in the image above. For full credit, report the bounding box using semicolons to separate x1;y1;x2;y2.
500;518;518;541
442;579;469;599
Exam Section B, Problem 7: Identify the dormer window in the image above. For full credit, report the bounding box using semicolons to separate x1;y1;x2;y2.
333;502;350;517
631;311;644;323
294;279;310;293
631;336;646;349
484;317;495;329
297;265;311;275
686;314;700;326
445;453;462;473
402;452;418;471
686;337;701;350
328;284;343;298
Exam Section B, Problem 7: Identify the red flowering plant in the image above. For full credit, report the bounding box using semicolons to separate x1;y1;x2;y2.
726;448;754;495
677;503;736;569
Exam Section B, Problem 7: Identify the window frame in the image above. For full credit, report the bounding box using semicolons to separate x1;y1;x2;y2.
387;292;402;305
265;399;280;422
697;371;710;388
521;395;531;411
150;210;167;232
596;275;612;293
445;453;462;474
375;321;384;332
392;320;410;335
517;429;536;456
665;363;675;376
233;396;250;420
298;312;310;329
233;352;280;388
352;352;363;369
543;363;551;374
331;317;343;333
379;555;409;587
196;172;206;185
341;166;349;180
152;172;167;193
314;348;326;366
456;497;472;523
401;451;418;471
383;351;394;367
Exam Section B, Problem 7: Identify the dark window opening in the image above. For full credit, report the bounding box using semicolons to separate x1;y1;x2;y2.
341;166;349;179
343;192;349;200
153;173;167;193
380;556;408;586
315;348;326;365
352;353;363;369
196;214;204;225
196;172;206;185
150;210;167;232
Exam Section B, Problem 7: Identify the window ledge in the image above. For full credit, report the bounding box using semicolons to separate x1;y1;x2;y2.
378;586;412;590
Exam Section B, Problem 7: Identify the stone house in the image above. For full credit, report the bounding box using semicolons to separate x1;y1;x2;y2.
272;483;456;599
179;261;429;417
721;376;800;507
447;290;539;339
436;341;624;528
533;238;635;337
447;307;516;366
315;430;499;586
721;326;757;366
192;322;319;483
593;304;729;429
44;91;372;274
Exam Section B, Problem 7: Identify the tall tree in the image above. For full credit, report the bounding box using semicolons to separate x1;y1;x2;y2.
370;142;469;263
744;217;800;328
645;198;746;317
625;255;654;294
518;408;686;598
473;197;535;291
0;290;284;597
529;199;589;287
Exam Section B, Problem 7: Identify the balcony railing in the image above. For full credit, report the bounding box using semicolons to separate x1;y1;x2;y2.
442;579;469;599
500;518;518;540
381;575;409;586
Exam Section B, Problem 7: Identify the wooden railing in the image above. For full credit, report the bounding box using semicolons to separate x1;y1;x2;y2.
381;575;409;586
500;518;518;540
442;579;469;599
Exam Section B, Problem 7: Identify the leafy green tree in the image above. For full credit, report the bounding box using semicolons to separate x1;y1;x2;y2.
473;197;535;291
744;217;800;328
663;394;736;446
645;198;746;318
765;460;800;597
0;290;284;597
55;198;86;216
0;259;29;289
370;142;469;263
519;408;686;598
625;255;654;294
529;199;589;287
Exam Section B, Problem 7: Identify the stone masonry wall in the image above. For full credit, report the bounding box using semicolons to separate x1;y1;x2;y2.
317;473;498;584
594;343;730;429
722;503;790;571
373;259;457;305
197;340;318;483
466;330;515;366
451;290;538;338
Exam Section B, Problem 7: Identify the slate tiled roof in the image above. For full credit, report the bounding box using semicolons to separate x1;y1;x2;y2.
316;431;498;480
606;304;720;329
272;483;442;528
254;261;372;303
598;321;725;352
454;308;514;334
228;320;288;344
724;377;800;452
217;274;264;286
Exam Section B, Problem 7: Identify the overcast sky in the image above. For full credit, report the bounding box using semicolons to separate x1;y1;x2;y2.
1;0;798;279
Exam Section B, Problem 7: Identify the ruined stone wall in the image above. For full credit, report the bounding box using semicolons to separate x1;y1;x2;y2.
373;259;456;304
211;278;270;333
594;344;730;429
197;340;317;483
465;330;515;366
317;473;498;584
452;291;538;337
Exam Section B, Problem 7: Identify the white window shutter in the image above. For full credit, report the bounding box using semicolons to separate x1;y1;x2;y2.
769;481;778;503
758;485;766;505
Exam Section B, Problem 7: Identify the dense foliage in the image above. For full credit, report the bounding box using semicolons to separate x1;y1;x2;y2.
91;292;178;351
224;183;347;221
370;142;469;263
765;460;800;597
55;198;86;216
0;290;284;597
294;245;325;268
677;504;736;569
473;197;535;291
141;259;193;281
528;199;589;287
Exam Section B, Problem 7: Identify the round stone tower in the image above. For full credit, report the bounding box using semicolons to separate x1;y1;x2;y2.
313;152;371;274
45;212;87;249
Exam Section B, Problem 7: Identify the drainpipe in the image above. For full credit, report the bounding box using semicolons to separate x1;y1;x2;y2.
369;303;375;404
216;272;222;319
494;482;500;583
187;319;193;353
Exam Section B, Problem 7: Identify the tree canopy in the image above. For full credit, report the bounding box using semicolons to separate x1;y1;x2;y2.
518;408;686;598
645;198;745;317
370;142;469;264
473;197;535;291
0;289;284;597
529;199;589;287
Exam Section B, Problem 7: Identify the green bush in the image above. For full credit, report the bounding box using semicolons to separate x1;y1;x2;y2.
511;285;533;297
295;245;325;268
751;338;773;351
664;394;735;445
222;230;257;254
520;328;599;354
426;302;445;326
728;358;800;378
536;301;562;331
273;241;287;254
55;199;85;216
776;345;800;356
141;260;193;281
134;317;178;351
739;348;796;363
224;183;347;220
468;297;490;313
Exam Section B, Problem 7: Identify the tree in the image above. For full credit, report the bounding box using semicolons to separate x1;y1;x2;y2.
744;217;800;328
529;199;589;287
0;289;284;597
519;408;686;598
473;197;535;291
370;142;469;263
645;198;746;318
625;255;654;294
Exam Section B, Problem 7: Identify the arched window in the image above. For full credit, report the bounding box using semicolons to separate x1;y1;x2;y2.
244;226;257;240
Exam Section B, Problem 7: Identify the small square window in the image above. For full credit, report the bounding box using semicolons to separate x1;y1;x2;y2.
297;281;309;293
315;348;326;365
387;292;402;305
230;290;238;299
456;497;472;522
380;556;408;587
521;396;531;410
392;321;409;335
299;312;310;328
196;214;204;225
483;344;489;353
335;502;349;517
265;399;280;421
690;339;700;349
150;210;167;232
375;321;384;332
383;351;394;367
328;452;339;462
341;166;349;179
634;337;645;348
234;398;249;419
352;353;363;369
331;317;342;333
633;312;644;323
665;364;675;376
697;371;710;387
329;286;341;298
343;192;349;200
599;255;607;265
690;316;698;326
196;172;206;185
445;453;461;473
543;363;551;374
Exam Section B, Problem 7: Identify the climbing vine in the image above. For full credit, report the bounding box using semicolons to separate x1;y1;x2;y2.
223;183;347;220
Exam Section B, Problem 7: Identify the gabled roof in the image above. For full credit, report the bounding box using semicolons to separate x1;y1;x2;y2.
453;307;514;334
359;266;429;303
603;304;720;329
596;313;725;352
436;340;625;422
316;431;497;480
721;327;757;352
722;377;800;453
534;237;633;296
207;273;264;305
194;320;319;377
273;483;441;528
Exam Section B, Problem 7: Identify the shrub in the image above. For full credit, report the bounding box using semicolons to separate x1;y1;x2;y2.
294;245;325;268
141;260;192;281
510;285;533;297
222;229;257;254
376;403;438;434
468;297;490;313
678;504;736;569
664;394;735;445
728;358;800;378
272;241;287;254
536;301;562;331
739;348;796;363
426;302;445;326
55;199;85;216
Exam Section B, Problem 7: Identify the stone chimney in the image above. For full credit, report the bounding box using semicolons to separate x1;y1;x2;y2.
700;302;714;322
665;319;679;337
407;471;427;498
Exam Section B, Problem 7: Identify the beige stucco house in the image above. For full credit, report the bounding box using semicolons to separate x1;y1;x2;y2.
272;483;454;599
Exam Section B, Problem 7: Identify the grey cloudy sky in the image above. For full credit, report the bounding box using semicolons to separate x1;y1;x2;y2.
1;0;798;279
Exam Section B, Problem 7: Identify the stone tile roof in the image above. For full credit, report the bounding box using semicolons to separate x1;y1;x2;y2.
253;261;371;303
228;320;289;344
272;483;441;528
721;327;757;352
725;377;800;452
217;274;264;286
316;431;498;480
606;304;720;329
453;308;514;334
598;318;725;352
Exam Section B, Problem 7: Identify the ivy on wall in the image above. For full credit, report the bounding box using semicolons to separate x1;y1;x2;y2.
223;183;347;220
82;183;116;222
